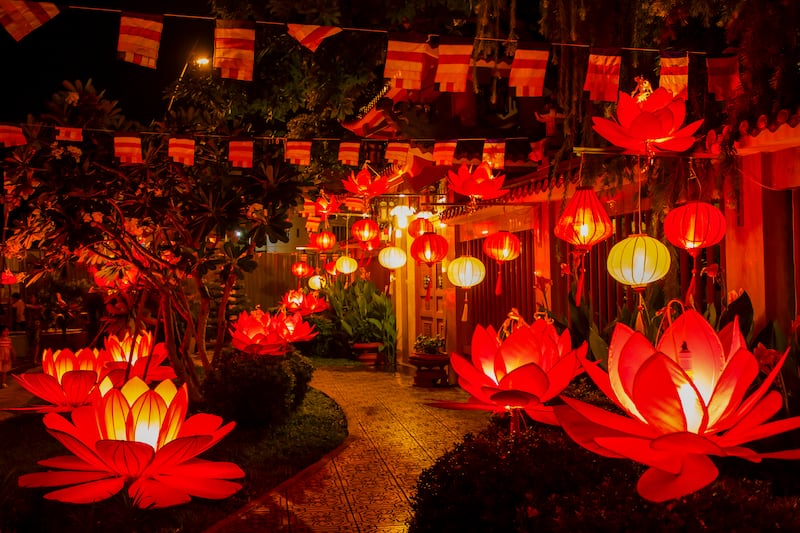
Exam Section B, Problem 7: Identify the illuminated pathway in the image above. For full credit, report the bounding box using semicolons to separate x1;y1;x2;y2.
208;366;490;533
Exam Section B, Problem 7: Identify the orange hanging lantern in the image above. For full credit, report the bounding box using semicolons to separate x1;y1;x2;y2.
410;232;449;301
352;218;380;242
664;201;726;304
312;230;337;252
359;236;381;252
447;256;486;321
554;187;613;305
291;261;312;278
408;217;435;239
482;231;521;295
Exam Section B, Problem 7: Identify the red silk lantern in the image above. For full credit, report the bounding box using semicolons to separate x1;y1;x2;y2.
408;217;434;239
664;200;726;305
359;236;381;252
291;261;312;278
312;231;337;251
410;232;448;301
352;218;380;242
554;187;613;305
482;231;521;295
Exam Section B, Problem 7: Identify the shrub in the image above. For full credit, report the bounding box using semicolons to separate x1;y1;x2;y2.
410;420;800;533
294;312;353;359
202;349;315;428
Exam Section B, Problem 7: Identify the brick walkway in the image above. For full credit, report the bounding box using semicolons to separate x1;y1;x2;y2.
208;367;490;533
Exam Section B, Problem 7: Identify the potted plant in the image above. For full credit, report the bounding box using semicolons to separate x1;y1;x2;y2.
410;334;449;387
413;334;446;355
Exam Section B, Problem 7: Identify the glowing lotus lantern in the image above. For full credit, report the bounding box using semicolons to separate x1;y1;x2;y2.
314;192;340;227
297;291;330;316
19;377;244;508
447;162;508;201
335;255;358;274
664;201;726;303
431;320;585;429
554;187;613;304
101;331;176;385
1;268;21;285
230;309;317;356
592;87;704;153
408;217;434;239
280;289;306;312
342;167;388;199
410;232;449;300
311;230;336;252
554;310;800;502
447;256;486;321
352;218;380;243
482;231;521;295
12;347;104;412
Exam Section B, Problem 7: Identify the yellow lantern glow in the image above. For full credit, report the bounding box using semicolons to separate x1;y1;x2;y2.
389;205;415;229
308;274;326;290
335;255;358;274
447;256;486;288
378;246;407;271
447;256;486;322
606;234;671;289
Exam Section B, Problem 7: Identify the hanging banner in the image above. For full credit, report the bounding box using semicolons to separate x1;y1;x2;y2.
0;0;58;41
584;49;621;102
434;37;473;93
286;24;341;52
509;43;549;97
659;51;689;101
214;20;255;81
117;13;163;69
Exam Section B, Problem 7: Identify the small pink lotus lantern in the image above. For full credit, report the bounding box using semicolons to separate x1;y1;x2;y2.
19;377;244;508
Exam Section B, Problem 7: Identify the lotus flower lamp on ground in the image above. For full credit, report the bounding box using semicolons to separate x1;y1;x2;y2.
231;309;317;356
431;316;585;431
482;231;521;296
19;377;244;508
664;201;726;304
554;186;613;305
592;86;703;153
553;309;800;502
101;331;177;386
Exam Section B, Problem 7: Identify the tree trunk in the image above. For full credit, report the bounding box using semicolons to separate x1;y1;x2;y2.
160;293;202;403
213;270;237;362
194;271;212;367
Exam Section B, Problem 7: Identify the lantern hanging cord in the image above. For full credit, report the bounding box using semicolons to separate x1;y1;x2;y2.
688;158;701;200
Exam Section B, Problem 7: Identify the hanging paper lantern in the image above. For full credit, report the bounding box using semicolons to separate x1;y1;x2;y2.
447;256;486;322
335;255;358;274
378;246;407;271
352;218;380;242
664;200;726;304
291;261;313;278
410;232;449;301
312;231;337;252
482;231;521;295
554;187;613;305
408;217;435;239
308;274;326;290
664;201;726;255
606;234;671;289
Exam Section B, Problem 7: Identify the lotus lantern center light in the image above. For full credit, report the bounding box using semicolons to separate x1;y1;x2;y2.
482;231;521;295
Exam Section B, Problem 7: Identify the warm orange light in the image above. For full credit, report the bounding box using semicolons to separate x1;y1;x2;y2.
554;187;613;251
291;261;313;278
312;230;337;251
410;232;448;266
483;231;521;262
408;217;435;239
378;246;407;271
352;218;380;242
664;201;726;256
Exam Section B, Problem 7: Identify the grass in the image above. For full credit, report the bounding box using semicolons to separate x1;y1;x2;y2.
0;387;348;533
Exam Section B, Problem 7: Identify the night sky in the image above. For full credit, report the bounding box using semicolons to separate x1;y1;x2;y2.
0;1;213;124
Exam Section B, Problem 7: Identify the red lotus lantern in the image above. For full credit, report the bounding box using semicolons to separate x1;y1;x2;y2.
342;167;388;199
410;232;448;301
664;201;726;304
408;217;434;239
314;193;340;225
325;260;338;276
482;231;521;295
352;218;380;243
554;187;613;305
1;268;19;285
312;230;337;252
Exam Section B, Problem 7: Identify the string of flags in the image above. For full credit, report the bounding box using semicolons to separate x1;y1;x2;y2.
0;123;546;171
0;2;744;102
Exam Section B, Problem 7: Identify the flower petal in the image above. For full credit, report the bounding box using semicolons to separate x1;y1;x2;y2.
615;92;641;128
12;373;67;406
39;477;126;504
486;389;538;408
636;454;718;502
650;432;723;455
60;371;99;406
706;348;759;431
18;470;116;488
594;436;684;473
129;478;192;509
95;440;154;477
632;354;701;433
496;363;550;397
609;324;656;420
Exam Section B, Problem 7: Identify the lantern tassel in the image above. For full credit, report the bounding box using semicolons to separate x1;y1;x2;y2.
461;292;469;322
574;252;586;306
495;269;502;296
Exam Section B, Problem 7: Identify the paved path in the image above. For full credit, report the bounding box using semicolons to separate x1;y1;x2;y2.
208;367;490;533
